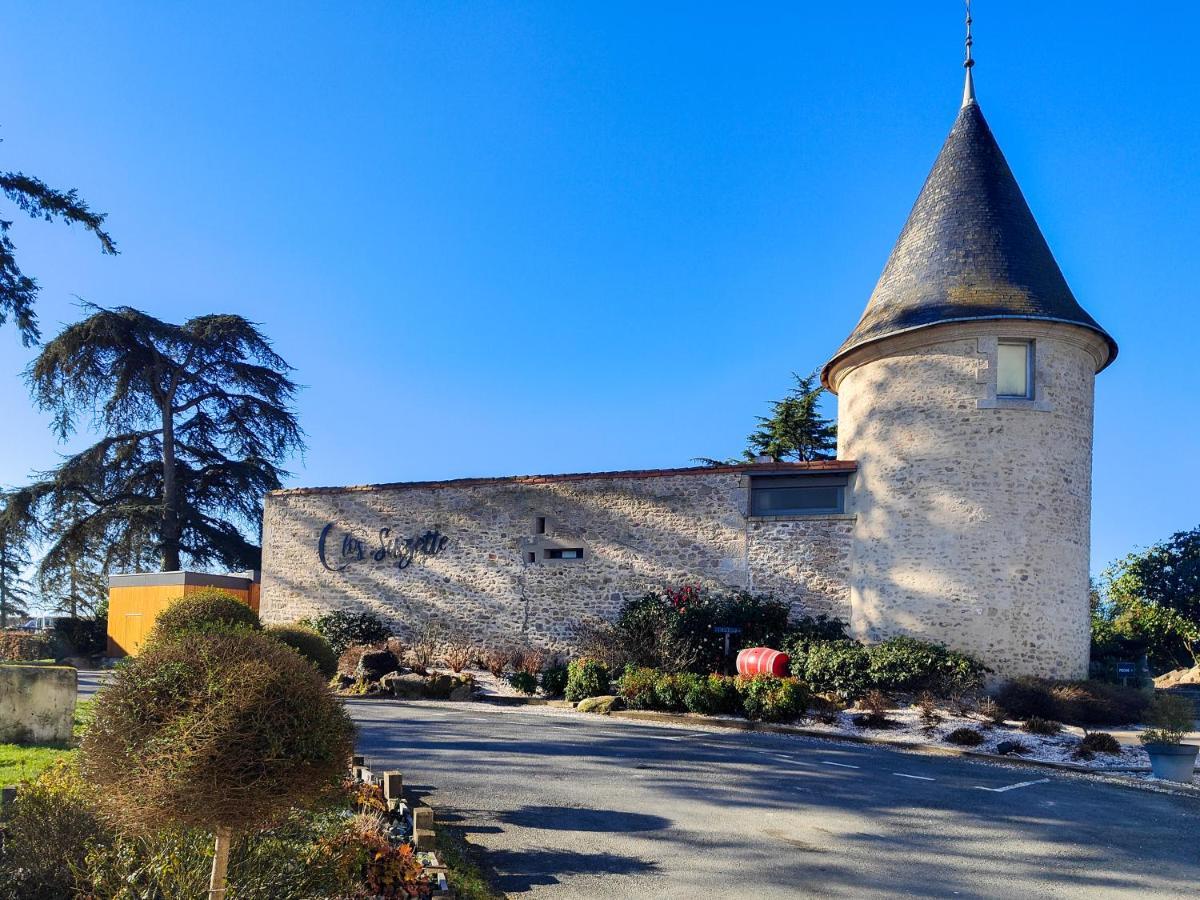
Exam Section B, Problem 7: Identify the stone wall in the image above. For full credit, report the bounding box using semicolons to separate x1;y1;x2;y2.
830;320;1108;680
0;665;77;745
259;467;854;651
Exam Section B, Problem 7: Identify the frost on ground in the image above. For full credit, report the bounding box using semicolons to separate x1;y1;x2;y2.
797;705;1150;768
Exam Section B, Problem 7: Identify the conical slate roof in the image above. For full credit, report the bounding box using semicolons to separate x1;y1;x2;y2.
823;98;1116;387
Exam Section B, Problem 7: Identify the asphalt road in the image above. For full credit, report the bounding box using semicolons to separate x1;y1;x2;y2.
348;698;1200;900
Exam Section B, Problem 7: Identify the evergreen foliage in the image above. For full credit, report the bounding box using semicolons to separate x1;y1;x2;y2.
149;588;262;641
0;491;34;627
0;166;116;346
743;371;837;462
16;305;303;572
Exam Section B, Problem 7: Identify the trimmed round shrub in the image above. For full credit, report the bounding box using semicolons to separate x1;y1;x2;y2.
945;727;985;746
802;640;871;698
540;664;569;697
507;671;538;695
149;589;261;641
81;629;355;832
1079;731;1121;754
735;675;808;722
617;666;660;710
266;624;338;679
684;674;743;716
565;658;610;703
866;636;986;694
1021;716;1062;736
311;611;392;656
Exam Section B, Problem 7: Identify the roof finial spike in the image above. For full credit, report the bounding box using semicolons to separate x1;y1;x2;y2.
962;0;977;107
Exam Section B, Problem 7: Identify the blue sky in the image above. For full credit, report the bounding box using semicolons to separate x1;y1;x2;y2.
0;2;1196;577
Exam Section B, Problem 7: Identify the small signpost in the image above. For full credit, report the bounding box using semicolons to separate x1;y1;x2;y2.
1117;661;1135;686
713;625;742;674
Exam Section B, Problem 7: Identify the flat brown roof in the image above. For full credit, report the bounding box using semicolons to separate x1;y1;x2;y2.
269;460;857;497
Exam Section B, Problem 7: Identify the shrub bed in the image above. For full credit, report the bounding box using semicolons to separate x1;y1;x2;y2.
266;624;338;679
995;677;1149;726
0;630;54;662
564;658;610;702
310;611;392;656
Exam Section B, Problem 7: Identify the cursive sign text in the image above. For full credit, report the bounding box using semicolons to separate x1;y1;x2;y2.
319;523;450;572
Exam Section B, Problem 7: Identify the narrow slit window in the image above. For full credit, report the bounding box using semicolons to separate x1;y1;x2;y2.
545;548;584;560
534;517;546;534
526;551;536;564
997;340;1034;399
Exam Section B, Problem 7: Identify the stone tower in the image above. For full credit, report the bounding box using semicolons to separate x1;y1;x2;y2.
822;71;1117;679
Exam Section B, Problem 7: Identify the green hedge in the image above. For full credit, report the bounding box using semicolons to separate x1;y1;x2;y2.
564;658;610;702
615;667;806;722
792;636;985;699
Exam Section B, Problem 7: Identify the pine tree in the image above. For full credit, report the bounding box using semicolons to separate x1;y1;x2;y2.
1;166;116;345
0;493;34;628
743;371;837;462
20;305;303;572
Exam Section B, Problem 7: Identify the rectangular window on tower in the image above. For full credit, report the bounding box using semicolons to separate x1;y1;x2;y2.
997;340;1034;399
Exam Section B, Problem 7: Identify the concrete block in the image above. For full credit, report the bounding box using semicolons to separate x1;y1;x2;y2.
382;770;403;800
0;665;76;745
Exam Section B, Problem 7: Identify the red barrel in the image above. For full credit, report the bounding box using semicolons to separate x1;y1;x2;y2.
736;646;790;678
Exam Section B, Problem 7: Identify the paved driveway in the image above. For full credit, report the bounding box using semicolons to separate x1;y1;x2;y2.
348;698;1200;899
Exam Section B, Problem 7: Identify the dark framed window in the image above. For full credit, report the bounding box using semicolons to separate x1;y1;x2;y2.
749;474;848;517
544;548;584;560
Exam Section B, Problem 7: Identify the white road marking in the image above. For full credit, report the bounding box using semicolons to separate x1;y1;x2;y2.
974;778;1051;793
893;773;935;781
821;761;860;769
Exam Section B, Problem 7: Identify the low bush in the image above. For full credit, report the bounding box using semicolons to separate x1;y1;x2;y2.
1021;716;1062;736
311;611;391;656
866;636;987;694
441;644;474;673
483;647;512;677
0;629;54;661
976;697;1008;726
149;589;260;641
653;672;700;712
996;677;1149;726
616;666;660;710
735;675;807;722
540;664;569;697
801;640;872;698
53;617;107;656
507;671;538;695
1141;694;1196;745
945;727;985;746
266;624;339;679
0;762;405;900
1078;732;1121;754
516;647;546;676
684;674;743;716
565;658;610;703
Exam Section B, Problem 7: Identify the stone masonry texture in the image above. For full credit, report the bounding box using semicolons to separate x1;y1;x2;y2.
260;467;855;653
830;320;1108;680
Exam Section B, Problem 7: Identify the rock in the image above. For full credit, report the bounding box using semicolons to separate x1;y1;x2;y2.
357;650;400;682
577;695;625;715
1154;666;1200;689
448;683;474;702
995;740;1028;756
382;672;427;699
424;674;456;699
336;675;354;691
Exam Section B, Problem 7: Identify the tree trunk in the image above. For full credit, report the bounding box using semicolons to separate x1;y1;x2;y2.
0;541;7;629
160;404;181;571
208;826;232;899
